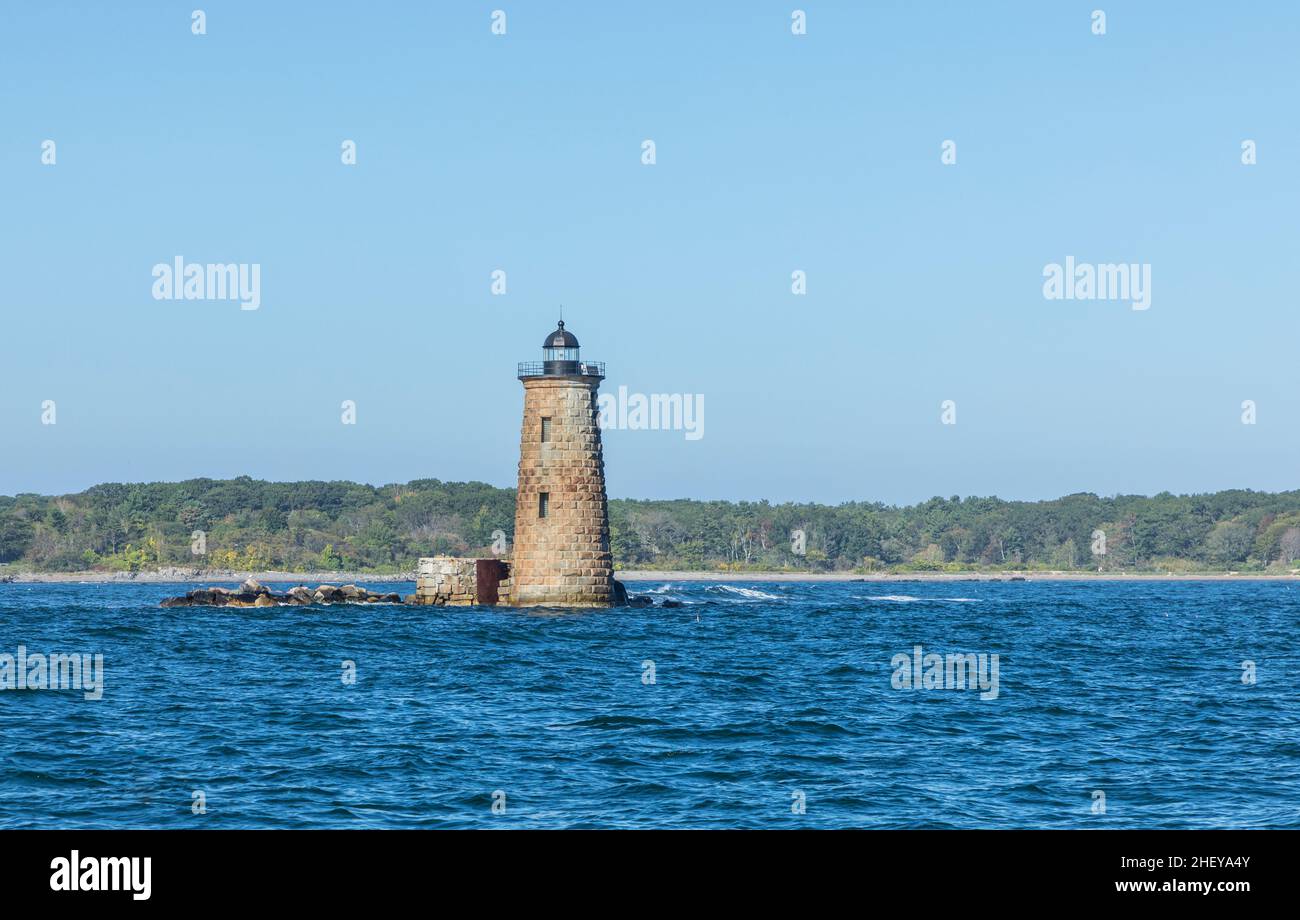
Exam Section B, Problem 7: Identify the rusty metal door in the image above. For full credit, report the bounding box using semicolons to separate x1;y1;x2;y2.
476;559;506;605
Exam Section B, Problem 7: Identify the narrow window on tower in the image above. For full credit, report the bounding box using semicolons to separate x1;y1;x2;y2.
541;417;551;443
538;492;549;519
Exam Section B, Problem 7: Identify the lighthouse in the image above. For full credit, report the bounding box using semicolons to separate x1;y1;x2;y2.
510;319;616;607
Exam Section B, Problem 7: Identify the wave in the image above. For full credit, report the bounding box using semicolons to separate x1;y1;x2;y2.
639;583;675;594
708;585;782;601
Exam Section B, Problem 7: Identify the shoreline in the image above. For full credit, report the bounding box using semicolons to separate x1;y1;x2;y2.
3;568;1297;585
0;569;410;585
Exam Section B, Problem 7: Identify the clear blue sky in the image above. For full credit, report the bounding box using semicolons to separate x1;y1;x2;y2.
2;2;1297;504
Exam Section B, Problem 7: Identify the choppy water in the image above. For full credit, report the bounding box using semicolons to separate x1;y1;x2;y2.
1;580;1296;828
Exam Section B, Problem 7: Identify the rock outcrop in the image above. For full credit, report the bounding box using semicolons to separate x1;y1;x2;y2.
161;576;671;610
161;579;402;607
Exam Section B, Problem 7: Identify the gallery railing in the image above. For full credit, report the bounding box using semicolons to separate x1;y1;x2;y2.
517;361;605;379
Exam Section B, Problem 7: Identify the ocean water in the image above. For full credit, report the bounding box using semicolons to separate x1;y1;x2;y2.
0;580;1296;829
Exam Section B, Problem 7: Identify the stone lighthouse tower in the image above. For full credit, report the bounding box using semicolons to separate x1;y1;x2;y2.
510;319;616;607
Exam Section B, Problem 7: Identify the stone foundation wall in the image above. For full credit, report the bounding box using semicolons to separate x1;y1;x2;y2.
511;376;615;607
413;556;512;606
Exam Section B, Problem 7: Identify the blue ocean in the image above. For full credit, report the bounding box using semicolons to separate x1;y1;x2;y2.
1;580;1296;829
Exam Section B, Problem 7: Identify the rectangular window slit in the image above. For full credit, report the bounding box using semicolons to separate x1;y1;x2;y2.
538;492;549;518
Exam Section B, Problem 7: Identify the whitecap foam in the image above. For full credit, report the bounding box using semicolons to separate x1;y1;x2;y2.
710;585;781;600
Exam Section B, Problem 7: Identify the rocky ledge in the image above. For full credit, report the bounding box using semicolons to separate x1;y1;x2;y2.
161;578;677;609
624;596;682;608
161;579;404;608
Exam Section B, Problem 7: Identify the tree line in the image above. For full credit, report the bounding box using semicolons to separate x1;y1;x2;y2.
2;477;1299;574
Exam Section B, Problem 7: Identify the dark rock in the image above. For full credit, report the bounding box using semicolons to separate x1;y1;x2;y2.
314;585;343;602
612;579;629;607
627;595;653;608
162;582;411;608
661;599;684;608
224;592;264;607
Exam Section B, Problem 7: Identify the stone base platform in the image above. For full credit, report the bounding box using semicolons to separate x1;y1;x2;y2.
413;556;513;606
414;555;631;608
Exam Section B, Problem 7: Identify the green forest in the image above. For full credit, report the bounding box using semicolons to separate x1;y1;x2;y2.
2;477;1300;574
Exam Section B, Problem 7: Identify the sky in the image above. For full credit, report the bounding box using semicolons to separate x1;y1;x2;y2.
1;1;1297;505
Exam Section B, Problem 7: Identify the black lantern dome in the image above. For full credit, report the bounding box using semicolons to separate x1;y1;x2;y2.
542;319;581;374
543;320;579;350
518;317;605;379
